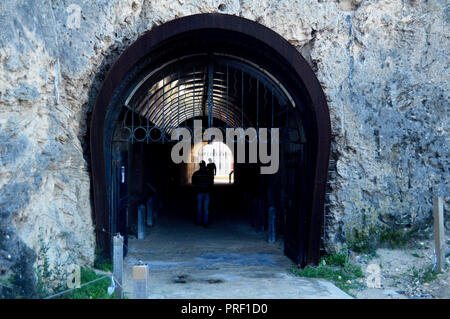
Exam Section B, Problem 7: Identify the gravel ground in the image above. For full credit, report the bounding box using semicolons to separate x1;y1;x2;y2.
349;239;449;299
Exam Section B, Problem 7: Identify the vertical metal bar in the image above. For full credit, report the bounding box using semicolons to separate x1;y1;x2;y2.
271;85;274;128
256;198;265;232
131;104;135;144
208;62;214;128
147;197;153;227
241;70;244;127
177;70;180;127
193;66;196;123
162;76;165;144
268;206;276;244
226;64;229;128
138;204;145;239
146;116;149;144
256;79;259;129
286;100;289;128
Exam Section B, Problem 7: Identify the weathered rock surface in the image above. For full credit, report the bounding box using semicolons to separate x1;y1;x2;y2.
0;0;448;297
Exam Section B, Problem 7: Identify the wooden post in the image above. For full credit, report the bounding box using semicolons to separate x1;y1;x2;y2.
138;204;145;239
433;197;446;272
113;235;123;299
132;263;149;299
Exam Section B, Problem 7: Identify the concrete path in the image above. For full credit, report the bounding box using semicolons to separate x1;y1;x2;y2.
122;212;351;299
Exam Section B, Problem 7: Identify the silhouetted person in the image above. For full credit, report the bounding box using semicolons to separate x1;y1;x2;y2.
192;161;214;226
207;158;216;176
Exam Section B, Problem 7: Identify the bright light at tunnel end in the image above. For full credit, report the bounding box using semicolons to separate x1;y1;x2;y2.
171;120;279;174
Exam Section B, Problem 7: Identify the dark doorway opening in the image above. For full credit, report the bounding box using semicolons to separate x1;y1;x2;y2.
91;14;331;267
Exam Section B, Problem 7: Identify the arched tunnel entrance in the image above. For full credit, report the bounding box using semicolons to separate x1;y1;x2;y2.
91;14;331;268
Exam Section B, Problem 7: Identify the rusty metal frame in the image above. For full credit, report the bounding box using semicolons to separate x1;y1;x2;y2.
91;13;331;265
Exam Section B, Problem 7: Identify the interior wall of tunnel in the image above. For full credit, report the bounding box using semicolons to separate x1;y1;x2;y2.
109;117;308;250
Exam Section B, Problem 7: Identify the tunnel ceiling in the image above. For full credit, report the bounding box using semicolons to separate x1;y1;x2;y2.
118;55;298;142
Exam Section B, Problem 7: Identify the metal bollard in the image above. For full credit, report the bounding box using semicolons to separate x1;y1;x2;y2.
138;204;145;239
267;206;276;244
257;199;265;232
132;263;149;299
153;193;159;219
113;235;123;299
147;197;153;227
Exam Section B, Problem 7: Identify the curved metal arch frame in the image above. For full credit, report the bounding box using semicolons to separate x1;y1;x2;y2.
125;53;293;109
122;55;291;139
91;13;331;266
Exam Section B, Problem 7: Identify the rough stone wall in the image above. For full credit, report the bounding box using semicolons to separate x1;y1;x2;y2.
0;0;448;296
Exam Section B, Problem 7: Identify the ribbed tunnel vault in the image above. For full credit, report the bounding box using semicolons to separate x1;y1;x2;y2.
91;14;331;267
118;55;293;142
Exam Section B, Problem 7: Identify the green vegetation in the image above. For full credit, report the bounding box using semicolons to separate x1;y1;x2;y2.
94;245;113;272
35;231;56;297
95;259;113;272
93;244;113;274
34;236;117;299
54;268;114;299
379;227;419;248
291;253;364;295
0;275;14;288
322;252;349;267
409;265;439;285
347;227;378;254
347;224;421;254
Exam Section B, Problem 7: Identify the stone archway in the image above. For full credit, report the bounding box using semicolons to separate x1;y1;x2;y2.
91;13;331;266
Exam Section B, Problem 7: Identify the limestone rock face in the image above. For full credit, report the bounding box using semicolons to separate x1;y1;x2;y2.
0;0;448;296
